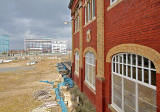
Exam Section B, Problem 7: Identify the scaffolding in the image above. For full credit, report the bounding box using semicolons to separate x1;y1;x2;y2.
24;38;52;54
0;35;9;54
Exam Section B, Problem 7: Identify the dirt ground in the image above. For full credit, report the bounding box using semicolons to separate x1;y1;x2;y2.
0;57;62;112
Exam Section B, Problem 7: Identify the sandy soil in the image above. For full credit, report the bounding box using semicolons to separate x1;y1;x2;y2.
0;57;61;112
0;60;27;68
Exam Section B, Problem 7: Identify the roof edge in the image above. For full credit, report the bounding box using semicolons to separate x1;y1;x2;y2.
68;0;74;9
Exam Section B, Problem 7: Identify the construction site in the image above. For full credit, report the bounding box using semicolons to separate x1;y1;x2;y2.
0;54;95;112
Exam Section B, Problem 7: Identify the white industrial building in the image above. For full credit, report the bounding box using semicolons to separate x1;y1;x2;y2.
52;41;67;54
24;38;67;54
24;38;52;54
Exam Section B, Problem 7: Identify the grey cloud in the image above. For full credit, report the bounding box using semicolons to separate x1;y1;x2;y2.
0;0;71;49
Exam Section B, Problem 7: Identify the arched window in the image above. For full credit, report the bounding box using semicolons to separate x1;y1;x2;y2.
75;52;79;75
112;53;157;112
85;52;95;90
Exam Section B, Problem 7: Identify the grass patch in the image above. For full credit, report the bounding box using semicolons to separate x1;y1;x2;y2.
69;85;96;112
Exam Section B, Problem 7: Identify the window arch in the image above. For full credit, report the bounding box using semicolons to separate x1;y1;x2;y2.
112;53;157;112
75;51;79;76
85;52;95;90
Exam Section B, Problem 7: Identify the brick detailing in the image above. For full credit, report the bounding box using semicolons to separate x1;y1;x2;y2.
73;48;79;55
79;1;83;68
157;73;160;112
83;81;96;106
106;44;160;73
72;63;75;80
97;0;105;79
105;62;112;112
71;18;74;63
79;68;83;91
96;77;105;112
83;47;97;59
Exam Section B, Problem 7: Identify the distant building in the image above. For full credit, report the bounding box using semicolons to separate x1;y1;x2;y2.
0;35;9;54
52;41;67;54
24;38;67;54
24;38;52;54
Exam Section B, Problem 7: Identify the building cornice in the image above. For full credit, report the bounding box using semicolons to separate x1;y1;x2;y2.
68;0;74;9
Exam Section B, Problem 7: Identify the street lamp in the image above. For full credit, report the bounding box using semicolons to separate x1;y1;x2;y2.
64;21;72;61
64;21;72;25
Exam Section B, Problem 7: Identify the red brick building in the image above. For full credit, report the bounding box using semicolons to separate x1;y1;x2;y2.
68;0;160;112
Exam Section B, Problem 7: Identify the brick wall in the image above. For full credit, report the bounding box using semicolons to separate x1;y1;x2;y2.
104;0;160;111
104;0;160;54
73;32;80;49
83;20;97;52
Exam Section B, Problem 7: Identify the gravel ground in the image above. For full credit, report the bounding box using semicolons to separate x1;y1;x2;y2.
0;57;63;112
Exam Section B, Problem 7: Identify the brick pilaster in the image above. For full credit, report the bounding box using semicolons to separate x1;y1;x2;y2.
97;0;105;78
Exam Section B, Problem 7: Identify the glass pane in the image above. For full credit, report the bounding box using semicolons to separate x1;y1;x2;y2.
138;100;157;112
151;71;156;86
85;64;88;80
128;54;131;64
132;54;136;65
88;3;90;21
138;84;157;112
113;57;115;62
89;65;92;83
144;69;149;84
124;65;126;76
120;55;122;63
92;0;95;17
113;63;115;72
116;63;118;73
128;66;131;77
113;75;122;109
116;56;118;62
133;67;136;79
144;57;149;68
124;54;126;64
124;105;136;112
138;55;142;66
120;64;122;74
93;66;95;86
85;7;87;24
76;60;78;71
151;61;155;69
124;79;136;112
138;68;142;81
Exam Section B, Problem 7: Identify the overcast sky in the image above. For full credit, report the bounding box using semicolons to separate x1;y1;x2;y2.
0;0;71;49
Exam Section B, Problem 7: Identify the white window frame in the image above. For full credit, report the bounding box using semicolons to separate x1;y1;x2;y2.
110;0;118;5
87;2;90;22
111;53;157;112
85;6;87;24
85;52;95;90
84;0;95;25
92;0;95;18
75;52;79;76
74;6;80;33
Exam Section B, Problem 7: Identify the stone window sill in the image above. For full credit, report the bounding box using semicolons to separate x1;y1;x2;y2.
107;0;123;11
74;30;80;35
74;71;79;77
108;104;118;112
84;81;96;94
83;17;96;28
